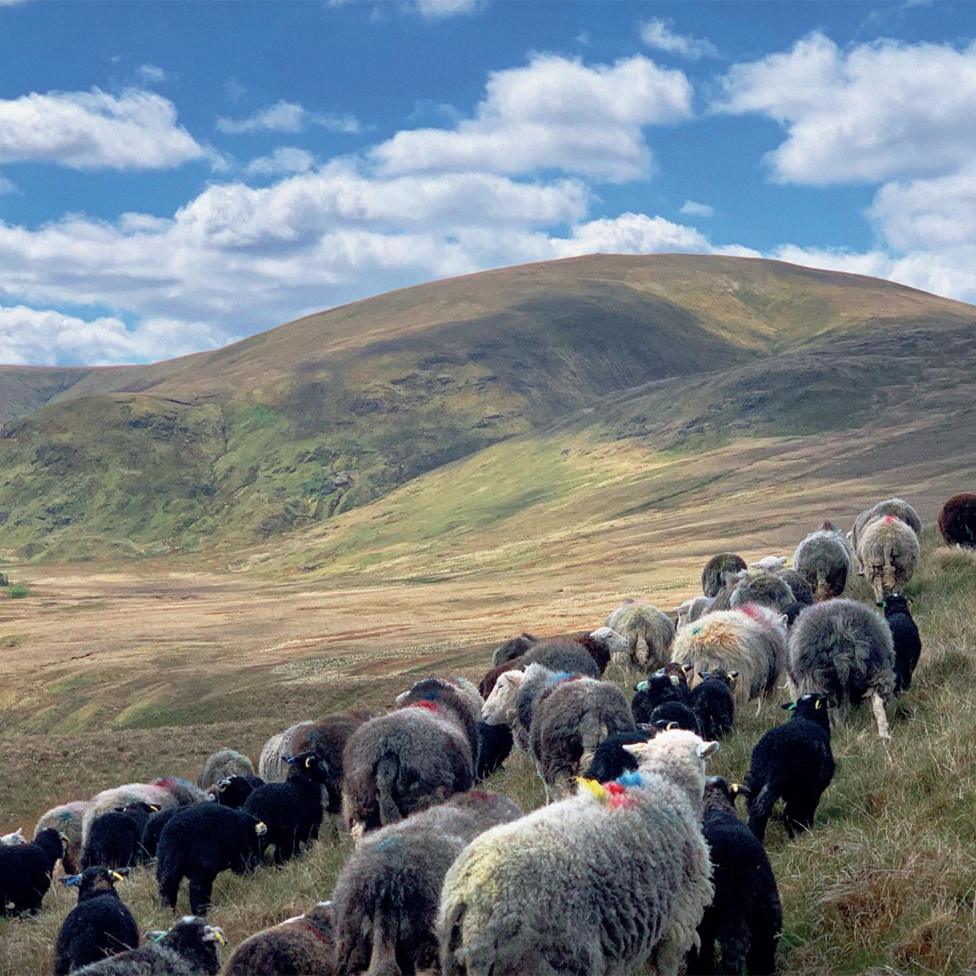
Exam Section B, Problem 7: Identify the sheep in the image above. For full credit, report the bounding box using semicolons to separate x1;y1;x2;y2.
1;827;25;845
196;749;255;790
850;497;922;571
750;556;786;572
649;701;701;735
744;693;835;841
35;801;89;874
72;916;226;976
478;657;524;699
793;521;853;601
520;636;604;677
631;662;690;723
259;721;313;783
686;778;782;975
672;607;786;708
789;599;896;738
604;602;676;674
54;867;139;974
334;791;522;976
475;721;513;780
82;802;159;870
82;779;205;849
438;729;719;976
481;663;567;753
880;593;922;694
859;514;921;602
223;902;335;976
702;553;747;598
582;727;654;783
728;570;797;616
242;751;329;864
529;676;636;799
341;704;474;840
491;632;538;667
396;677;483;772
151;777;209;808
208;774;265;809
688;668;737;739
141;807;182;863
156;804;267;915
676;596;715;632
0;827;63;916
939;492;976;548
776;568;815;608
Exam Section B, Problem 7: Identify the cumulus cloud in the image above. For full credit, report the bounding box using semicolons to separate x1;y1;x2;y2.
679;200;714;218
715;33;976;186
246;147;316;177
217;100;362;135
0;87;205;171
640;18;718;60
371;54;693;183
135;63;170;84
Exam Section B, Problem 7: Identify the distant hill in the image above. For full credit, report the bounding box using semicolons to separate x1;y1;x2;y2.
1;253;974;561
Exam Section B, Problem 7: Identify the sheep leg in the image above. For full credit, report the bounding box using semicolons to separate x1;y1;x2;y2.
869;691;891;740
188;875;214;916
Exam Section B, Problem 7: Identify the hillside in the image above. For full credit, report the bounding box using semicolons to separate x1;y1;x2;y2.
0;254;974;561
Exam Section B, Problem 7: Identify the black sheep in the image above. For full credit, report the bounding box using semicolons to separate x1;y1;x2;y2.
881;593;922;694
156;804;267;916
54;867;139;974
141;807;181;862
689;668;737;739
650;700;701;734
82;802;157;870
631;664;690;724
242;751;328;865
745;693;835;842
939;492;976;548
687;778;782;975
0;827;63;916
209;774;265;809
475;721;513;780
582;728;654;783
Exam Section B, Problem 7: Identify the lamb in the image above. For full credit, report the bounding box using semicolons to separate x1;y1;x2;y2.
728;570;797;616
702;553;747;598
196;749;255;790
939;492;976;548
793;521;853;601
54;867;139;974
72;916;226;976
481;663;566;753
744;693;835;841
750;556;787;572
688;668;737;739
789;599;896;738
672;607;786;707
35;801;90;874
209;774;265;809
141;807;182;862
0;827;63;916
582;728;654;783
649;701;702;735
529;676;636;799
242;751;329;864
675;596;715;632
438;730;719;976
686;778;782;975
880;593;922;694
396;677;483;772
477;657;524;699
259;721;313;783
475;721;513;780
850;497;922;571
333;791;522;976
156;804;267;915
223;902;335;976
631;663;690;723
603;602;676;673
82;802;159;870
341;703;474;839
490;632;538;667
0;827;25;845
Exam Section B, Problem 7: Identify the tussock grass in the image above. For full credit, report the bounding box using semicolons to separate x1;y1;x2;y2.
1;540;975;974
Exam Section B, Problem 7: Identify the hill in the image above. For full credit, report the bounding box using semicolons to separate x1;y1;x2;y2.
0;253;974;562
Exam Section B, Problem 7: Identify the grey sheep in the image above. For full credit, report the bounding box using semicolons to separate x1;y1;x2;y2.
490;632;537;667
333;791;522;976
530;677;636;800
776;568;815;608
72;916;226;975
520;637;606;677
196;749;254;790
223;902;336;976
788;598;896;738
728;571;796;616
396;677;483;772
438;730;719;976
857;515;921;602
258;721;313;784
604;603;676;674
849;497;922;572
289;710;374;813
793;521;853;601
676;596;715;632
341;705;474;841
702;553;747;598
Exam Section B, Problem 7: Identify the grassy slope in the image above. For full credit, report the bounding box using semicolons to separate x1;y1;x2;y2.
2;255;974;561
2;540;975;975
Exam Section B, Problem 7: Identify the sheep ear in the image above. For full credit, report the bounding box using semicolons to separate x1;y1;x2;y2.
815;698;823;709
305;755;315;770
149;804;160;813
682;663;695;673
697;741;720;759
728;670;739;679
621;741;650;759
203;925;227;946
394;690;409;705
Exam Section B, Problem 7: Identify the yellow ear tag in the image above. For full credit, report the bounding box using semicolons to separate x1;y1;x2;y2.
255;821;268;836
305;756;314;769
730;783;740;794
111;871;125;882
815;699;822;709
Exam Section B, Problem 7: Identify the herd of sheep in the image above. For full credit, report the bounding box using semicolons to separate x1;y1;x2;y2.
1;490;974;975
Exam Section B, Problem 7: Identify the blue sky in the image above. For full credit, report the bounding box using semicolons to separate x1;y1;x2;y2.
0;0;974;365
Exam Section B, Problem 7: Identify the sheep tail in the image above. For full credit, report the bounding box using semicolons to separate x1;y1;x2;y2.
366;906;402;976
634;632;650;669
814;570;830;602
375;754;402;827
882;540;897;595
439;894;467;976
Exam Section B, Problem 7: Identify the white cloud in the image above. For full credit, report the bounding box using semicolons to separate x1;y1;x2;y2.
371;54;693;183
640;18;718;61
715;33;976;186
412;0;480;19
217;101;362;135
0;87;204;170
0;172;17;194
679;200;714;218
135;63;169;84
246;147;316;177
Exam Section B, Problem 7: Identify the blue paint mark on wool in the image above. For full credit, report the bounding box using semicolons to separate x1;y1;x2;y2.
617;771;645;789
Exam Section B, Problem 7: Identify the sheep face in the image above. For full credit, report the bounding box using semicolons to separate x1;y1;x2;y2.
588;626;629;657
482;671;524;725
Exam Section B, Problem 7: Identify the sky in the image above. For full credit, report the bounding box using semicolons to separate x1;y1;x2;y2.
1;0;975;366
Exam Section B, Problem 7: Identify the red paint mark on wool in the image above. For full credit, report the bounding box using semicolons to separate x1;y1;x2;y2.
882;515;897;523
409;700;439;713
738;603;765;621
